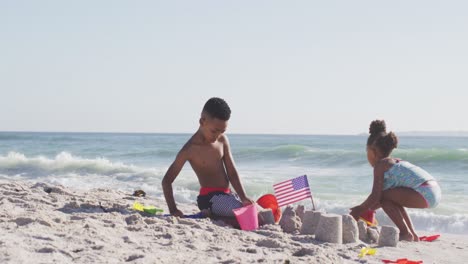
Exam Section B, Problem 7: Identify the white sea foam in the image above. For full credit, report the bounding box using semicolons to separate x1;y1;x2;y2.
0;151;163;178
307;199;468;235
1;150;467;234
0;151;169;195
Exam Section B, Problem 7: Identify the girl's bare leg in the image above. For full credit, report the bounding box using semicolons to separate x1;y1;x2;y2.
381;187;427;241
399;206;419;241
381;199;413;241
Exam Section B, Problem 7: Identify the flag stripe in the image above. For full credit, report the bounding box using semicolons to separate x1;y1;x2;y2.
273;175;312;207
273;183;290;188
277;189;311;201
277;189;311;200
275;186;296;196
275;188;294;195
273;178;296;187
276;187;310;199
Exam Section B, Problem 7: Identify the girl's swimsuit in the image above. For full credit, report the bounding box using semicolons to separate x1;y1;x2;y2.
383;160;441;208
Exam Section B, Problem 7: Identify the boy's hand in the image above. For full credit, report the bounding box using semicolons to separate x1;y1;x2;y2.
240;196;255;206
170;209;184;217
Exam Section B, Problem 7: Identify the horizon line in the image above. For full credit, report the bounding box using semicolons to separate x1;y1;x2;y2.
2;130;468;137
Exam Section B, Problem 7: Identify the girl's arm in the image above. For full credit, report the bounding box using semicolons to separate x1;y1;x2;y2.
350;160;387;219
361;162;386;209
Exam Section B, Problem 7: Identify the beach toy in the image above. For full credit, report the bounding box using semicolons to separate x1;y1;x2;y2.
133;202;145;211
382;259;423;264
257;194;282;223
360;209;378;226
419;234;440;242
162;212;206;219
232;204;259;231
184;212;206;219
132;202;163;215
358;247;377;258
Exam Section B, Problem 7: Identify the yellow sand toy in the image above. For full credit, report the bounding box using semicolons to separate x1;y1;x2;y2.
132;201;163;215
358;247;377;258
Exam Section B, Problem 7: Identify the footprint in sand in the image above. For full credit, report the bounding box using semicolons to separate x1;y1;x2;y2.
13;217;35;226
256;238;284;248
36;219;52;227
293;247;320;257
1;190;29;196
31;183;73;196
144;218;166;225
127;226;143;232
239;248;257;254
122;235;134;244
125;214;144;225
91;245;104;250
32;235;54;241
6;197;27;205
70;215;86;221
126;254;144;262
37;247;56;253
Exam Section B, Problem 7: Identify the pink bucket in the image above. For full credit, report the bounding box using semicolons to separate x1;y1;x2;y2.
232;204;259;231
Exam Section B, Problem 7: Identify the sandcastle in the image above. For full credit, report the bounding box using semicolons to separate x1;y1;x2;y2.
264;205;399;247
367;226;380;243
300;210;322;235
300;211;359;244
358;220;368;241
378;225;399;247
279;206;302;233
315;213;343;244
342;214;359;243
258;209;275;225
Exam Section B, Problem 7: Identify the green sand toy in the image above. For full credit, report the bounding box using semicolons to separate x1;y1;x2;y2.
133;201;163;215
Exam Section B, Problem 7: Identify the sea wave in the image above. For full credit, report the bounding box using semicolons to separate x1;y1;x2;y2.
235;145;366;166
0;151;164;180
395;148;468;163
234;145;468;167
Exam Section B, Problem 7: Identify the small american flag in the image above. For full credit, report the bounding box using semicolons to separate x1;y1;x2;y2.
273;175;312;207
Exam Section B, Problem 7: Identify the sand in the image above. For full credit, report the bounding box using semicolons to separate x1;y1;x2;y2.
1;180;467;264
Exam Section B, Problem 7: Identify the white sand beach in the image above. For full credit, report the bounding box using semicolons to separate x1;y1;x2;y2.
1;180;467;264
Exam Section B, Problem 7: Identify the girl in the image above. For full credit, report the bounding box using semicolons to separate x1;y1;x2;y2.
350;120;441;241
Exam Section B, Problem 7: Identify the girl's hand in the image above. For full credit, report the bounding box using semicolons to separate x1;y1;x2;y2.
349;205;364;221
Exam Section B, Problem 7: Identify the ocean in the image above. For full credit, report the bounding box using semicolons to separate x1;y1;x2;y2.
1;132;467;234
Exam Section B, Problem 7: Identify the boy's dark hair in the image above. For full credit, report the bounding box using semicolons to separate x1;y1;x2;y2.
202;97;231;121
367;120;398;156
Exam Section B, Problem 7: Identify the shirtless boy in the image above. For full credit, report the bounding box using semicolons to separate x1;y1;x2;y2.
162;97;254;218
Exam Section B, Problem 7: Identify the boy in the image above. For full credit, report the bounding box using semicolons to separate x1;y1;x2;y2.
162;97;254;218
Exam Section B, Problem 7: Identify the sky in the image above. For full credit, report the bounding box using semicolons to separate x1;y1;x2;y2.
1;1;467;135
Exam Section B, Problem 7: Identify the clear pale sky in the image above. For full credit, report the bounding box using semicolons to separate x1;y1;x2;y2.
1;1;467;135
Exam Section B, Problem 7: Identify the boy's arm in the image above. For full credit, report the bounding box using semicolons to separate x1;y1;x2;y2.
162;149;188;217
222;135;254;205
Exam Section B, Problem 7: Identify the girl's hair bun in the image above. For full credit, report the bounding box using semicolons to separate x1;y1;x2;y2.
369;120;386;135
382;132;398;150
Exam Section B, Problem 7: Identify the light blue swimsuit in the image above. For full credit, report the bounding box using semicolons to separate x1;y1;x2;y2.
383;160;441;208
